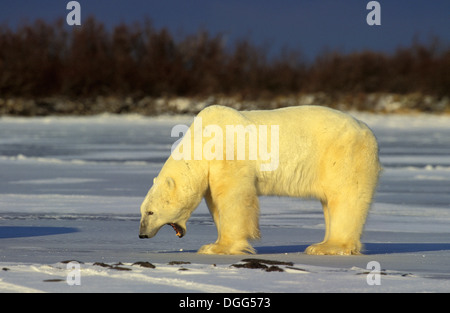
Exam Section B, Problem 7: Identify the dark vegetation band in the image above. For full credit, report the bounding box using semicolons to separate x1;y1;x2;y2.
0;17;448;114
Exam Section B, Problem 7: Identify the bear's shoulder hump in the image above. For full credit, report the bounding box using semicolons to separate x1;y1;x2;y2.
198;105;242;119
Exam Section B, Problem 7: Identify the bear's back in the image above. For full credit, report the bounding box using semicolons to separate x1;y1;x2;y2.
197;104;375;148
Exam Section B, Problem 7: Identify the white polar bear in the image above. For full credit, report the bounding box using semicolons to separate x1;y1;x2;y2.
139;105;381;255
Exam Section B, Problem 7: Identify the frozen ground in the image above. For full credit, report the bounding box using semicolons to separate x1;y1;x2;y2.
0;111;449;293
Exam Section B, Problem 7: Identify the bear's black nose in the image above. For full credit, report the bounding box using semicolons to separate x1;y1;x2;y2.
139;234;148;239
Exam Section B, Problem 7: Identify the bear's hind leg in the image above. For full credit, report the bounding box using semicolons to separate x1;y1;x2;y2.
305;195;369;255
306;141;380;255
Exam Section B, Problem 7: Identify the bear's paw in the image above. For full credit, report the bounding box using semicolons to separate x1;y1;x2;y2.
198;242;256;255
305;242;362;255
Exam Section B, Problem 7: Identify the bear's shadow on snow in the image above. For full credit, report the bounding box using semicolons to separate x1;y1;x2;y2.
255;243;450;255
363;243;450;255
0;226;79;239
165;243;450;255
255;245;309;254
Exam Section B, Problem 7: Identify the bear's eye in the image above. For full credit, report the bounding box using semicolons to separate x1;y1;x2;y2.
147;211;154;216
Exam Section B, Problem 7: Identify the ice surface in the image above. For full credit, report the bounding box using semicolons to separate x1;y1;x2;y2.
0;112;449;293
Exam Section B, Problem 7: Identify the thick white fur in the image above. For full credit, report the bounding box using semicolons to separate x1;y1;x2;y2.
139;105;381;255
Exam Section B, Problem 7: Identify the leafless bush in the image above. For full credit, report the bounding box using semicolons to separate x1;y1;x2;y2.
0;17;448;112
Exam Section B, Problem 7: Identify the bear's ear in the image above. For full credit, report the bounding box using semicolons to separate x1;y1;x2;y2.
165;177;175;190
153;177;157;185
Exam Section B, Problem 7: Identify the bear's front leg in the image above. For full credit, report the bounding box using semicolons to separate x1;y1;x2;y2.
198;179;260;255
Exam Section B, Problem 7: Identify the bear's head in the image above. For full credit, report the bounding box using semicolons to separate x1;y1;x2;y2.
139;172;201;240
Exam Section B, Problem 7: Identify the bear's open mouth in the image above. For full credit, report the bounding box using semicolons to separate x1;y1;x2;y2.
168;223;184;238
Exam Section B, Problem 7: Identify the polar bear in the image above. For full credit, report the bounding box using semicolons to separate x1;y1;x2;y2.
139;105;381;255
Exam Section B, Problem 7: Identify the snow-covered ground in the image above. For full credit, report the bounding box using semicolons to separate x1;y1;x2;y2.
0;111;449;293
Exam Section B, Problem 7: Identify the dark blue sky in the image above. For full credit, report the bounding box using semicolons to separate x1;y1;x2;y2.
1;0;449;60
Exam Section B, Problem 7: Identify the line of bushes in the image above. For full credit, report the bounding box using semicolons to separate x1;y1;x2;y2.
0;17;449;110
